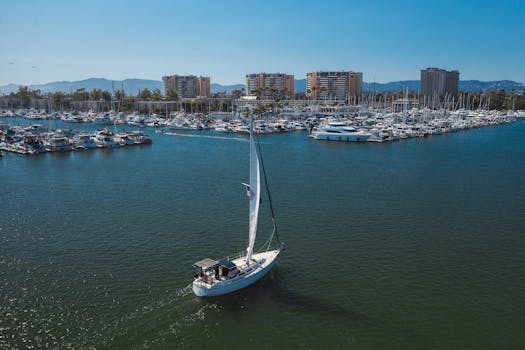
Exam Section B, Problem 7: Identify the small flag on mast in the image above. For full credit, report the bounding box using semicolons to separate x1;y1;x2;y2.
242;183;252;198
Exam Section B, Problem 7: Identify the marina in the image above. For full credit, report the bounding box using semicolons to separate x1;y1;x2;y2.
0;106;521;155
0;115;152;155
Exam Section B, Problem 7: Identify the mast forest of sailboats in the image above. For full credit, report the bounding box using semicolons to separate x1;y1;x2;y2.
192;114;282;297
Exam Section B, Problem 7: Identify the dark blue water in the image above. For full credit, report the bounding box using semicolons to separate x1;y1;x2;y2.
1;118;525;349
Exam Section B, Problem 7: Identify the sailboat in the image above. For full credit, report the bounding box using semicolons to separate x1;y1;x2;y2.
192;115;281;297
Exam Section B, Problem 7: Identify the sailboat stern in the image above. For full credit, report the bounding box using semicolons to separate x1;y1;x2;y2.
192;249;280;297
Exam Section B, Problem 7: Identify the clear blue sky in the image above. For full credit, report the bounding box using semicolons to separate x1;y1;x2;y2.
1;0;524;85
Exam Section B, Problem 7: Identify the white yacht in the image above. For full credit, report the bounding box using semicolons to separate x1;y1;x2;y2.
127;114;145;127
215;123;232;133
93;114;112;125
314;122;372;142
127;130;152;145
73;133;97;149
45;136;72;152
63;114;83;123
167;120;194;130
114;132;135;146
93;129;120;148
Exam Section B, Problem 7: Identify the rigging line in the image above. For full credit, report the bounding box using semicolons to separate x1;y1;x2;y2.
255;131;281;246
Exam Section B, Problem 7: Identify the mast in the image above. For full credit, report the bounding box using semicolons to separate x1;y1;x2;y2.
246;114;260;264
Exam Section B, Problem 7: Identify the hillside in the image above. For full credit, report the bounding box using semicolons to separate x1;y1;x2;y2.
1;78;523;95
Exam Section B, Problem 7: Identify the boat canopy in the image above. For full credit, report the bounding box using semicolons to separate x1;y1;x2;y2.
218;260;237;270
193;258;218;271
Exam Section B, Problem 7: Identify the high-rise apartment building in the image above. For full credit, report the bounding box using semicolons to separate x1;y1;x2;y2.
419;68;459;98
162;75;211;98
198;77;210;98
306;71;362;100
245;73;294;99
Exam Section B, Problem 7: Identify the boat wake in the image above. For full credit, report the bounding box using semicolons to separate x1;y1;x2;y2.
75;282;217;349
163;132;248;142
175;283;194;297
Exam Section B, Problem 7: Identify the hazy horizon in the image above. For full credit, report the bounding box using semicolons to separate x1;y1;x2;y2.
1;76;525;90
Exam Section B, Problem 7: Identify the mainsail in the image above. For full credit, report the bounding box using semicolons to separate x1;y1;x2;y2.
246;115;260;264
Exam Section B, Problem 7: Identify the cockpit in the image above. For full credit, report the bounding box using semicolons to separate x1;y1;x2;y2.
193;258;239;284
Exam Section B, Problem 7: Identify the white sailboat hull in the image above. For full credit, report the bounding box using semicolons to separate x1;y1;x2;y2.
192;250;280;297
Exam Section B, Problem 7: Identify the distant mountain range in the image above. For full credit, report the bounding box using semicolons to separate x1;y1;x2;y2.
1;77;523;95
0;78;162;96
211;83;244;93
0;78;245;95
360;80;525;93
295;79;525;93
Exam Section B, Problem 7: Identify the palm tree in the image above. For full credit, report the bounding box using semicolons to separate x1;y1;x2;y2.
166;88;179;101
151;89;162;101
231;89;244;99
253;103;266;116
115;90;125;101
253;88;263;99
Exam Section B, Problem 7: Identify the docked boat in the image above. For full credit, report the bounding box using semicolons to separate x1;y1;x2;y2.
215;124;232;133
93;129;120;148
114;132;135;146
192;115;282;297
313;122;372;142
93;114;112;125
73;133;98;149
127;130;152;145
63;115;83;123
167;119;195;130
45;136;72;152
21;134;47;154
127;115;145;127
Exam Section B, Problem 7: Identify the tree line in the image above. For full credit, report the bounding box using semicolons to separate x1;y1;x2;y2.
2;86;525;111
0;86;240;114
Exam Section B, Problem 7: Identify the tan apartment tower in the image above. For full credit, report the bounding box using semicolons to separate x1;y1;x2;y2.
306;71;363;100
419;67;459;98
245;73;294;99
162;75;211;98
